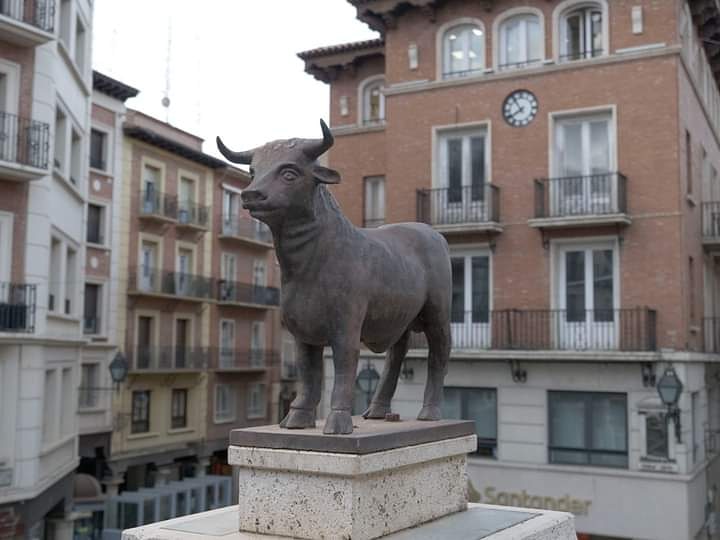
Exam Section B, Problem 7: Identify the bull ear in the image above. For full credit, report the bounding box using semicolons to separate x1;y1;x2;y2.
313;165;341;184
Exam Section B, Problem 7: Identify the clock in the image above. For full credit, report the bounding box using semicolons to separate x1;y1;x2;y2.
502;90;538;127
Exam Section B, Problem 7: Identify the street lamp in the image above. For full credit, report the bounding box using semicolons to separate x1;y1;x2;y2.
109;351;129;389
657;367;683;443
356;362;380;408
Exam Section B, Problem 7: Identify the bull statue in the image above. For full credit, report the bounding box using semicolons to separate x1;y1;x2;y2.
216;120;452;435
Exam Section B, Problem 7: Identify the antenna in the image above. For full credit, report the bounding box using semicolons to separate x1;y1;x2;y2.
162;17;172;123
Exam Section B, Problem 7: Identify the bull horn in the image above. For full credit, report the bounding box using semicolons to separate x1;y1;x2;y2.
301;119;334;161
216;136;254;164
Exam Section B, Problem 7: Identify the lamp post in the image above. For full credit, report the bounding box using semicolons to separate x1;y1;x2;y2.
657;367;683;444
356;361;380;409
109;351;129;391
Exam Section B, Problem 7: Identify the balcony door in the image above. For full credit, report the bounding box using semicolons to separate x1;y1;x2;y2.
178;177;195;223
222;190;239;234
451;254;490;348
139;241;157;292
176;248;193;296
437;129;487;224
175;318;190;368
220;253;236;301
220;320;235;368
137;316;153;369
142;165;160;213
556;244;616;350
554;114;614;215
251;321;265;367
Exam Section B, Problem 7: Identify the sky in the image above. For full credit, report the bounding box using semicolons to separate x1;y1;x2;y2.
92;0;378;157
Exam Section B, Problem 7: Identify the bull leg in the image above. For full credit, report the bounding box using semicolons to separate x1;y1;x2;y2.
280;342;323;429
324;336;361;435
418;319;450;421
363;331;410;419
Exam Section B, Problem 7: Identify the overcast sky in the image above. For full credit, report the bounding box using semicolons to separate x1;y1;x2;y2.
92;0;377;156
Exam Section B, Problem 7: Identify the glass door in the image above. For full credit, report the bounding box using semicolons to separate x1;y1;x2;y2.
143;165;160;214
175;319;189;368
250;321;265;367
178;177;194;224
438;133;486;224
557;246;616;349
140;241;156;292
451;255;490;348
554;115;613;215
220;254;236;301
220;320;235;368
176;249;193;296
137;316;153;369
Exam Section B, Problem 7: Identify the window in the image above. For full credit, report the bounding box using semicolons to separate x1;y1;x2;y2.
74;16;86;73
175;318;190;368
442;23;485;77
253;260;266;287
171;389;188;429
79;363;99;409
136;316;154;369
70;128;81;185
219;320;235;368
548;391;628;468
49;237;61;312
54;107;67;171
451;253;490;348
215;384;236;423
361;77;385;124
42;369;57;444
644;412;668;459
364;176;385;227
139;240;158;292
498;14;542;69
250;321;265;367
83;283;101;334
131;390;151;433
90;129;106;170
142;164;161;214
442;387;497;457
86;203;104;244
692;391;703;465
560;4;604;61
222;190;240;234
247;383;266;419
58;0;71;49
60;368;73;436
176;248;193;296
178;176;195;223
686;130;693;195
65;246;77;315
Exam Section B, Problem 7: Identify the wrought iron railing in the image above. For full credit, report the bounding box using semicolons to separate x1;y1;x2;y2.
0;282;36;333
497;58;543;71
0;0;55;32
442;67;485;79
559;48;604;62
177;201;209;228
130;269;214;300
0;111;50;169
221;213;272;244
408;308;657;352
139;190;178;220
129;346;208;371
210;348;279;370
534;172;627;219
83;316;100;335
417;184;500;227
77;387;101;409
217;280;280;307
702;202;720;240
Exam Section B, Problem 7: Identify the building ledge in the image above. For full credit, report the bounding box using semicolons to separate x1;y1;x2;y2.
331;122;386;137
127;289;210;303
0;159;47;181
217;300;279;310
528;214;631;229
0;15;54;46
433;222;504;235
217;234;273;249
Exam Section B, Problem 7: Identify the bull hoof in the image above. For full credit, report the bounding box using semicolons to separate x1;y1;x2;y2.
362;402;391;419
323;410;354;434
280;408;316;429
417;405;442;421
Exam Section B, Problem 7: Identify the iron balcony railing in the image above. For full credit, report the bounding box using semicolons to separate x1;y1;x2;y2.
0;282;36;333
535;172;627;219
83;316;100;335
704;318;720;354
210;348;279;370
559;48;605;62
409;308;657;352
497;58;543;71
0;111;50;170
177;201;209;229
217;280;280;307
130;346;208;371
221;213;272;244
417;184;500;227
702;202;720;240
139;190;178;220
130;269;214;300
442;67;485;79
77;387;101;409
0;0;55;32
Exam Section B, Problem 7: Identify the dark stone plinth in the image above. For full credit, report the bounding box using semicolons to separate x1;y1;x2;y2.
229;417;475;454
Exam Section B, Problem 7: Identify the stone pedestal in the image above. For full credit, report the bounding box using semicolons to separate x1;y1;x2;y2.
229;418;475;540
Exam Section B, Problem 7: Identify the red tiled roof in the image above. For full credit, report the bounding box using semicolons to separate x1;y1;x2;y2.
297;38;384;60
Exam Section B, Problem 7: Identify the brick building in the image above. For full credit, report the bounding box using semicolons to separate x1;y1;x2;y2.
301;1;720;539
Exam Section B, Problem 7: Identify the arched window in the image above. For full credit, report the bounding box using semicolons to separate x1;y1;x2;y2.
442;23;485;78
560;3;604;61
498;14;542;69
361;77;385;124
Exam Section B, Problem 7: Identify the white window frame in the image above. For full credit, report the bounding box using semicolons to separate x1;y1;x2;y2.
0;58;20;116
214;383;236;424
553;0;609;63
363;176;385;226
252;260;267;288
86;199;109;246
219;319;236;368
436;18;486;79
247;383;266;419
83;279;105;336
357;75;386;125
449;246;493;348
89;124;112;173
494;9;545;69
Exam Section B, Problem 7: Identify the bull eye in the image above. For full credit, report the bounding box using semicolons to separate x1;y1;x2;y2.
281;168;298;182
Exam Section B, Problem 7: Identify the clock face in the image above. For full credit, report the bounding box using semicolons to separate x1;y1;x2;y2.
503;90;538;127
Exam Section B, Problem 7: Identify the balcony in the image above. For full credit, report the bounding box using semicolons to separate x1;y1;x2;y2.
83;316;101;335
217;280;280;309
78;386;101;409
220;213;272;247
702;202;720;249
129;270;213;301
416;184;502;234
0;282;36;333
139;190;178;223
409;308;657;353
0;0;55;46
129;346;208;372
0;112;50;179
530;173;630;229
177;201;209;231
210;348;277;372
